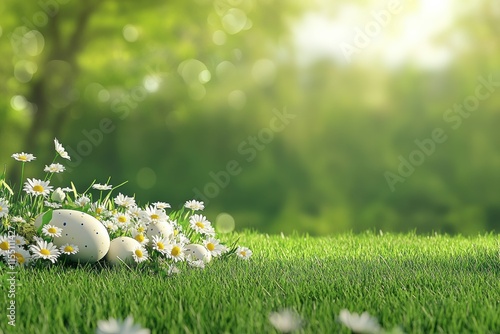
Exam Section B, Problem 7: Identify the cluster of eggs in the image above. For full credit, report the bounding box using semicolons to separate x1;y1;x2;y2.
34;209;211;265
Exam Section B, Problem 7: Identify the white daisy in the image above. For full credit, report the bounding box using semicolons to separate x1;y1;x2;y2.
236;246;252;260
4;247;31;266
338;309;381;334
44;163;65;173
0;235;13;255
165;242;185;262
187;257;205;269
92;183;112;191
167;264;180;275
103;220;118;232
32;235;44;243
170;219;181;232
184;200;204;211
44;201;62;209
132;246;149;263
10;216;26;224
51;187;66;202
91;202;108;216
113;212;131;229
189;214;215;235
127;206;142;220
75;195;91;207
133;222;148;234
203;237;227;257
11;152;36;162
153;201;171;209
114;193;136;208
54;138;71;160
131;229;149;245
151;235;168;254
177;233;190;245
96;315;150;334
60;243;79;255
23;178;53;197
30;240;60;263
42;224;63;238
269;309;302;333
14;235;26;247
0;198;9;218
140;206;168;224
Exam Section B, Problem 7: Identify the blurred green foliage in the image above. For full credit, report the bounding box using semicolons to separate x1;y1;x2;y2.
1;0;499;235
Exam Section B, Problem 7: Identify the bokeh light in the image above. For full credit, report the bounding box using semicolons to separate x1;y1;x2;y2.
123;25;139;42
215;213;235;233
136;167;157;190
10;95;28;111
227;90;246;109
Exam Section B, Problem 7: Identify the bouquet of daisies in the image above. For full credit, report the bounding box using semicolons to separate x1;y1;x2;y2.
0;139;252;272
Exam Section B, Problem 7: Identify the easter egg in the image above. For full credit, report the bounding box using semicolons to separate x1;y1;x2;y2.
106;237;141;266
35;209;110;263
185;244;212;263
145;221;174;240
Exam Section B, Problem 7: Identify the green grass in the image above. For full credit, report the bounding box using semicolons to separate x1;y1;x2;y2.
2;232;500;334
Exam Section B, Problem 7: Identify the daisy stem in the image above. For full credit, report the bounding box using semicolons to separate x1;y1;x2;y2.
186;228;194;241
17;162;26;202
44;155;58;182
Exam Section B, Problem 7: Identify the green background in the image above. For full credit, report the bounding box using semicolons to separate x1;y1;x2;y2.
1;0;499;235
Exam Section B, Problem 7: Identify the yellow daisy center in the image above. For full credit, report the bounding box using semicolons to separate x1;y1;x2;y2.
40;249;50;256
33;185;44;193
15;239;21;245
64;246;74;253
157;242;165;250
0;206;3;211
174;230;179;236
19;155;28;161
135;249;143;257
150;214;159;220
0;241;9;251
196;222;205;229
15;253;25;264
118;216;127;223
240;251;246;257
207;243;215;251
96;208;103;214
171;246;180;256
48;227;57;234
137;226;145;233
135;234;145;243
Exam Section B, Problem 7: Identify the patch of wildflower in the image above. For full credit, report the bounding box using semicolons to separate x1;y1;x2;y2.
0;139;251;269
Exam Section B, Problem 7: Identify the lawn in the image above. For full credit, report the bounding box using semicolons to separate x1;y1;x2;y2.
2;232;500;333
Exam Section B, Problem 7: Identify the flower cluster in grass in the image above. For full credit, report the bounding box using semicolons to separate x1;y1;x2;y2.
266;308;403;334
95;308;402;334
0;139;252;269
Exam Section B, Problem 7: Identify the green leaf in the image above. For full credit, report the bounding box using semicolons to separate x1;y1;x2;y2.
37;209;53;234
0;179;14;196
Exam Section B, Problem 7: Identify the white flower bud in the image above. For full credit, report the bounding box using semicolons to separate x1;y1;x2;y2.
51;187;66;203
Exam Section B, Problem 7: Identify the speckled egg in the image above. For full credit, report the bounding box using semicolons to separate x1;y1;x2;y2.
145;221;174;241
106;236;141;266
185;244;212;263
34;209;110;263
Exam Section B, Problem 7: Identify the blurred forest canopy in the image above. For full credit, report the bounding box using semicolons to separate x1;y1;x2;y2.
1;0;500;235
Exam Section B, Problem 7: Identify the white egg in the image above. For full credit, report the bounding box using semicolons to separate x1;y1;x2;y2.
185;244;212;263
106;236;141;266
35;209;110;263
145;221;174;241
